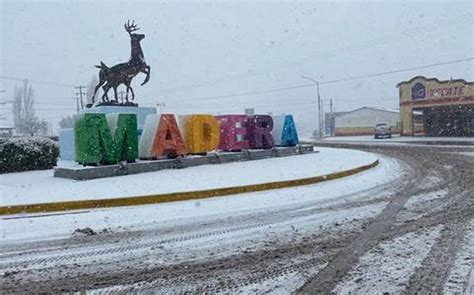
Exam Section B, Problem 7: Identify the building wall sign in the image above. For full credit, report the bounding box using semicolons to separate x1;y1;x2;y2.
411;82;426;100
428;86;465;98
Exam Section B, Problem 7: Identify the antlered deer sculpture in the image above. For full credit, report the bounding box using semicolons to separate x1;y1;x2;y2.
90;20;151;106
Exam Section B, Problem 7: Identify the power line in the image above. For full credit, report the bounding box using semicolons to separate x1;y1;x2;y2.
319;57;474;85
0;75;75;88
35;108;76;111
169;100;315;109
163;83;315;104
152;13;473;95
19;56;472;113
159;57;473;104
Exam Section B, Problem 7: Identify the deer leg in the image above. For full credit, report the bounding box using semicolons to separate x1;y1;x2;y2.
141;66;151;86
102;85;110;102
113;86;119;103
92;83;103;104
124;83;130;103
129;86;135;101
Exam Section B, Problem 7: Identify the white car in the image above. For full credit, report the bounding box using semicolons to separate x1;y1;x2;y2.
374;123;392;139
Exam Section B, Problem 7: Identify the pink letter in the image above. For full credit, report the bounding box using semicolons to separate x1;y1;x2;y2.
216;115;250;151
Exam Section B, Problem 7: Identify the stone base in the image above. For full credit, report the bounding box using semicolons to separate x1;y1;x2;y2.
81;105;156;127
54;145;315;180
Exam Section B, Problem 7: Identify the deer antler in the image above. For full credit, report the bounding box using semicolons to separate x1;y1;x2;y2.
124;19;140;34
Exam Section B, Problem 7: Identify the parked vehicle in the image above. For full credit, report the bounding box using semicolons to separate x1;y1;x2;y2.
374;123;392;139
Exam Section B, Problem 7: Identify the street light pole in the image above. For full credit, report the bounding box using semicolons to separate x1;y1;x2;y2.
302;76;322;138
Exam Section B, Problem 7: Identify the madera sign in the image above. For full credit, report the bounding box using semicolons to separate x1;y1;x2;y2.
74;113;299;165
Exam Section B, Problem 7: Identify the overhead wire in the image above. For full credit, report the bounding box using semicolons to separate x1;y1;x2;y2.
2;13;472;116
17;57;472;116
159;57;473;105
0;75;76;88
149;13;473;95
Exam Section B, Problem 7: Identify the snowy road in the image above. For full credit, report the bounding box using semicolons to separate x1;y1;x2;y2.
1;144;473;294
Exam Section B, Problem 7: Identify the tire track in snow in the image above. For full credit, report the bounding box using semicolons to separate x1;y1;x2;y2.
406;193;472;293
0;194;391;270
333;226;443;294
297;145;465;294
444;219;474;294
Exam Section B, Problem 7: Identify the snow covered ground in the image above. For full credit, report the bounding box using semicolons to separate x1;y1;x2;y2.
2;142;471;293
444;219;474;294
334;226;443;294
302;135;473;143
1;147;378;206
0;154;400;244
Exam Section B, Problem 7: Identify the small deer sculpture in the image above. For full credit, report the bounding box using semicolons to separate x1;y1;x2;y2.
90;20;151;106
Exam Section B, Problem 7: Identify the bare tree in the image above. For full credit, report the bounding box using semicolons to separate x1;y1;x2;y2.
12;79;48;136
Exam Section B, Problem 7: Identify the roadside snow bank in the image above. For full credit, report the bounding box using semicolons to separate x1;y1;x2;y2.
1;147;378;206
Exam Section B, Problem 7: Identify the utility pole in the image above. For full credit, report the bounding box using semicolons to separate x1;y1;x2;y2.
302;76;322;138
75;86;86;111
320;98;324;136
330;98;334;136
74;94;80;114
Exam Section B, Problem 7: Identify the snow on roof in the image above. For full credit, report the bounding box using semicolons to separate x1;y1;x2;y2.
365;106;400;113
338;106;399;118
397;76;473;87
325;111;349;118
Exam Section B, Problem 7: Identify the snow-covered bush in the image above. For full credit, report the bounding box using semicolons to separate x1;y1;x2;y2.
0;137;59;173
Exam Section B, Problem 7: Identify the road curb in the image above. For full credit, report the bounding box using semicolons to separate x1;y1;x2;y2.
0;160;379;216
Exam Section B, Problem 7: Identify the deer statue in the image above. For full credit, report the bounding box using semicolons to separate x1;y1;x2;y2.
90;20;151;106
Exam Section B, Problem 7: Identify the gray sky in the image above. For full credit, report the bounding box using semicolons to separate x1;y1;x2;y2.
1;0;473;135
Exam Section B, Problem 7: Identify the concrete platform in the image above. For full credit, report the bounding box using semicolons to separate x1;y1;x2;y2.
54;145;315;180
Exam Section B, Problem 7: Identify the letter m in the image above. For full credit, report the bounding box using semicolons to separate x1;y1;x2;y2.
75;113;138;165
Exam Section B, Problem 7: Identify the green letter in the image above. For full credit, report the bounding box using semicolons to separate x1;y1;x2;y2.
75;113;138;165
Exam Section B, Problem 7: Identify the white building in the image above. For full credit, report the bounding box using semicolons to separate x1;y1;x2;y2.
332;107;400;136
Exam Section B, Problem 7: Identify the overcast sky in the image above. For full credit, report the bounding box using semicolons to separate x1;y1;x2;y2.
1;0;473;135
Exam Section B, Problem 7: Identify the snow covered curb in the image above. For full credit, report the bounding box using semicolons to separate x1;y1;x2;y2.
0;148;380;215
0;160;378;215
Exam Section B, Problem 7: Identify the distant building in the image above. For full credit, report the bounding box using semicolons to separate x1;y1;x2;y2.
324;111;348;136
326;107;400;136
398;76;474;137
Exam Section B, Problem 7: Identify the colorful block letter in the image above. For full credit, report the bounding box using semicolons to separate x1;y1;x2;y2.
75;113;138;165
151;114;187;157
272;114;299;146
216;115;250;151
139;114;160;159
182;114;220;154
281;115;299;146
247;115;274;149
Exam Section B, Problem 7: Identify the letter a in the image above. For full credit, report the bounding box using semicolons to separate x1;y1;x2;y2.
151;114;187;157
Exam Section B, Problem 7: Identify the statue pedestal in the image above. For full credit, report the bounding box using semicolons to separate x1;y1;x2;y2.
59;106;156;161
81;105;155;128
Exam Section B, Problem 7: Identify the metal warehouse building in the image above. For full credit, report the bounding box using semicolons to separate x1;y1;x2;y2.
329;107;400;136
398;76;474;137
